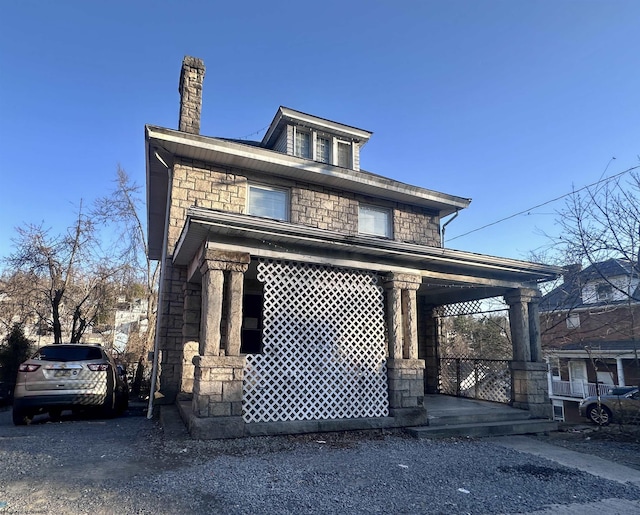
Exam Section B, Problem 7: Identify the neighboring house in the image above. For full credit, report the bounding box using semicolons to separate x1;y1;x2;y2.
145;56;561;438
540;258;640;422
112;297;149;355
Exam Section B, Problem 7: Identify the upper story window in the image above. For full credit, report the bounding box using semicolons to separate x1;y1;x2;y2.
247;184;289;221
337;141;352;168
596;283;613;302
358;204;392;238
295;129;311;158
316;136;331;163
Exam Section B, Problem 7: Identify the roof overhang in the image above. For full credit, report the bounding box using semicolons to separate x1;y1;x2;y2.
146;125;472;259
173;208;562;304
547;348;640;359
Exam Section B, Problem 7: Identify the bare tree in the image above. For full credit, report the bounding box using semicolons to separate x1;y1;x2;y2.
93;166;160;360
551;167;640;299
5;203;118;343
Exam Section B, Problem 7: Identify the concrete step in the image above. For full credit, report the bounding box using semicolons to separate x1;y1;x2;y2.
407;419;559;439
427;409;531;427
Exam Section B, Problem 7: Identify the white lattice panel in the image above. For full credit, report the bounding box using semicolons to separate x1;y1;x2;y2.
242;260;389;423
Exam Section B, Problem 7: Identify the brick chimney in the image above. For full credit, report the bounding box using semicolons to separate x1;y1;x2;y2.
178;56;205;134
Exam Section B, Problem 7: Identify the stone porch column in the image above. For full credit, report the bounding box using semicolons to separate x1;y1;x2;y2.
189;250;250;439
504;288;551;419
199;262;225;356
384;273;426;426
225;269;246;357
180;282;201;397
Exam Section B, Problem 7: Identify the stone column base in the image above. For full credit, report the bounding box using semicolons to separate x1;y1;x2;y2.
511;361;552;419
186;355;248;439
387;358;428;426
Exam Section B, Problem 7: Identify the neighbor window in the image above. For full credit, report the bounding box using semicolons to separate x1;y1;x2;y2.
596;283;613;302
295;129;311;158
248;184;289;221
358;204;392;238
566;313;580;329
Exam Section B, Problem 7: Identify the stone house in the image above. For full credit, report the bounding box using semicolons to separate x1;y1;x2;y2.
145;56;561;438
541;258;640;421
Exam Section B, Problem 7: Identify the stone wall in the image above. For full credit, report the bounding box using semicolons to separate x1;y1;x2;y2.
156;259;187;402
394;205;441;246
168;160;247;251
168;158;442;249
290;186;358;234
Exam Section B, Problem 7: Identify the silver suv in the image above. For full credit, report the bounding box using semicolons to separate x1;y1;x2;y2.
12;344;129;425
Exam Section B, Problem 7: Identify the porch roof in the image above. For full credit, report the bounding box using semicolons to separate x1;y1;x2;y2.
146;125;471;260
174;208;562;305
547;340;640;359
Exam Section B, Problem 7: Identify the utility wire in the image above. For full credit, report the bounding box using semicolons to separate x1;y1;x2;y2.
448;164;640;242
236;124;270;140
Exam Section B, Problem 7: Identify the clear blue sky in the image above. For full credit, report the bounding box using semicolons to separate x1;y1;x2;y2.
1;0;638;264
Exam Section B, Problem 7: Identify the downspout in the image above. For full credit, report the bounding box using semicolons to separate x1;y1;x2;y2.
147;152;172;419
440;210;459;248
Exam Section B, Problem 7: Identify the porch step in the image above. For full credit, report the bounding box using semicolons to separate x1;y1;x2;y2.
427;408;532;427
407;419;559;439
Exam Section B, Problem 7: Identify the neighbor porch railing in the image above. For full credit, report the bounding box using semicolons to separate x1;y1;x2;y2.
550;379;611;399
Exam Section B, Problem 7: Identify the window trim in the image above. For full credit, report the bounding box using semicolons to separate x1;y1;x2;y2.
247;183;290;221
358;204;393;238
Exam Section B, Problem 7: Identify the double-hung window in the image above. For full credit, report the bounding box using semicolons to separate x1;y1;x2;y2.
247;184;289;221
358;204;392;238
295;129;311;158
316;135;331;163
337;141;351;168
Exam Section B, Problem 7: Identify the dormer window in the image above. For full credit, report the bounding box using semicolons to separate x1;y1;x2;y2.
316;135;331;163
294;129;311;158
337;141;352;168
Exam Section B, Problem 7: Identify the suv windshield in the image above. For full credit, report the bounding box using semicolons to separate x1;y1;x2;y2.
32;345;104;362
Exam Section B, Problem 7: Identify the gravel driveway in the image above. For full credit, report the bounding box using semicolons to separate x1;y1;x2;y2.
1;404;639;514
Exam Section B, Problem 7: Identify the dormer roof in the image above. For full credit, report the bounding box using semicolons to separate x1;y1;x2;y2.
261;106;372;149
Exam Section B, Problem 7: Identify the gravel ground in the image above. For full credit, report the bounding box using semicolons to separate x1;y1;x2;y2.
1;405;639;515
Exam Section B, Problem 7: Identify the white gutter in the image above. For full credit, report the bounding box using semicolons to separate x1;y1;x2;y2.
147;156;172;419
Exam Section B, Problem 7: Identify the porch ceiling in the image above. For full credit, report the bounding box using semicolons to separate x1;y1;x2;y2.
174;208;562;305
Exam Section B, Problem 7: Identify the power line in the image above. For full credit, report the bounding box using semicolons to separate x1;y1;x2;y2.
448;164;640;242
236;124;270;140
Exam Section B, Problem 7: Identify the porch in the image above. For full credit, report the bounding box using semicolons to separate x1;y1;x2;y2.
549;379;611;400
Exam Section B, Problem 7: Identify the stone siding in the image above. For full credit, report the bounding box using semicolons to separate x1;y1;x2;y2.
394;205;441;246
168;159;441;248
168;160;247;251
156;259;188;402
290;186;358;234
